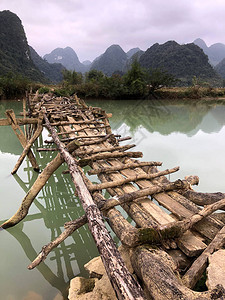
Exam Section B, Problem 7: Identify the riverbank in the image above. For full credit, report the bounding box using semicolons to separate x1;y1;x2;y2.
151;86;225;100
1;84;225;101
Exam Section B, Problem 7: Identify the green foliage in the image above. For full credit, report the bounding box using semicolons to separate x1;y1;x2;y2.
0;72;31;99
38;86;50;94
123;60;148;98
146;68;177;92
62;69;83;85
85;69;105;82
54;62;178;99
53;87;76;97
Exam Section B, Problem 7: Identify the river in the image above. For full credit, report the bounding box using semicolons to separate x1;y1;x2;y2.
0;98;225;300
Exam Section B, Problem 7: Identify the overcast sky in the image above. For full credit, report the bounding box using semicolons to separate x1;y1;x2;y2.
0;0;224;62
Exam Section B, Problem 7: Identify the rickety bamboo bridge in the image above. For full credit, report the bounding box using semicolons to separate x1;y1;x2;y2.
1;93;225;299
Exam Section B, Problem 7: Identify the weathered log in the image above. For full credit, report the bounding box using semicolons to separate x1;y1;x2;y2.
79;133;116;146
28;215;87;269
43;111;145;300
78;151;143;167
97;178;189;211
0;140;79;229
5;109;39;171
37;148;57;151
58;134;108;142
89;166;179;191
88;161;162;175
48;118;105;126
23;97;28;138
118;136;132;142
182;223;225;289
11;114;43;174
45;134;116;144
0;117;38;126
57;124;110;135
96;190;225;245
131;245;225;300
75;143;136;157
180;189;225;206
160;198;225;240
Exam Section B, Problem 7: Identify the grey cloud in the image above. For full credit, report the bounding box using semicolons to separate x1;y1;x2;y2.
0;0;225;61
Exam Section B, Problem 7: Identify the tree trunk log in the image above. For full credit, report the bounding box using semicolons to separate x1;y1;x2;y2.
180;189;225;206
131;245;225;300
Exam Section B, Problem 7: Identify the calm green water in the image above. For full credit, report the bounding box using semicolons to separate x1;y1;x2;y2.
0;98;225;300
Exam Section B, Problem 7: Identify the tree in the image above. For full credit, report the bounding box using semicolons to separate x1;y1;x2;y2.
123;60;147;97
62;69;82;85
146;68;177;92
85;69;104;82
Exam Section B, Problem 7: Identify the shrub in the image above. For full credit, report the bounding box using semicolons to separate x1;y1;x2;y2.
38;86;50;94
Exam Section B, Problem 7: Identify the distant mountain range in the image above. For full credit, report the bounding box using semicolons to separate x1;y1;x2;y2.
43;47;89;73
193;38;225;66
43;45;141;76
1;10;225;84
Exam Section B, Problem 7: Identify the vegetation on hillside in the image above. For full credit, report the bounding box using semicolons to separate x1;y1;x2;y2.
0;10;46;82
139;41;221;86
0;72;39;99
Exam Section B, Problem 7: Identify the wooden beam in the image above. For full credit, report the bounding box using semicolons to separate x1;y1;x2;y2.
89;166;179;191
5;110;39;171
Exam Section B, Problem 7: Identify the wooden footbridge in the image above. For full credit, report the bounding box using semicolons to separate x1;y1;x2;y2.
1;93;225;299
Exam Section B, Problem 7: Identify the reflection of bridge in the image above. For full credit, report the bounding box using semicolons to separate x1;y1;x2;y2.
1;94;225;299
2;145;99;299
